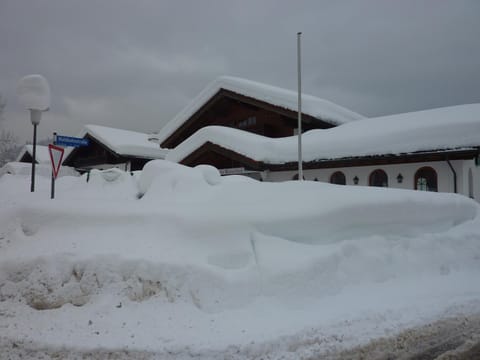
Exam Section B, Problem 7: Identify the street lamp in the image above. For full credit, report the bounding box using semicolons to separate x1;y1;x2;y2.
17;75;50;192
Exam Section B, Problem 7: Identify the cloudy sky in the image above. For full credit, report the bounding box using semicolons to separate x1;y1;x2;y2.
1;0;479;144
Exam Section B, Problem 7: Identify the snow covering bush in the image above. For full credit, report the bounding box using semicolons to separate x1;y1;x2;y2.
87;168;126;182
73;168;139;200
137;160;221;199
194;164;221;185
0;162;79;178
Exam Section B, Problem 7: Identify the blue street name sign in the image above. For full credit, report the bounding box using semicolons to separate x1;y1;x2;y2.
55;135;89;147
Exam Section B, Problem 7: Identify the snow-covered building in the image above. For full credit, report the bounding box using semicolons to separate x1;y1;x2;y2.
151;76;480;200
9;145;78;178
16;145;51;164
167;104;480;197
62;125;168;172
154;76;364;149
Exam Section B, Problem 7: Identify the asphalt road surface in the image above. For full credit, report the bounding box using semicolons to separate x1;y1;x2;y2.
1;314;480;359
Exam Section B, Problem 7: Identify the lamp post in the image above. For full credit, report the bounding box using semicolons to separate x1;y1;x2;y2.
30;109;41;192
17;75;50;192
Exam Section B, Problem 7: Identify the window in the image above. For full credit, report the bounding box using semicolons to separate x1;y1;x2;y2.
330;171;346;185
414;167;437;192
238;116;256;128
369;169;388;187
417;177;428;191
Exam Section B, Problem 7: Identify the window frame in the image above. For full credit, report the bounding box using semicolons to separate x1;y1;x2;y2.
330;171;346;185
369;169;389;187
414;166;438;192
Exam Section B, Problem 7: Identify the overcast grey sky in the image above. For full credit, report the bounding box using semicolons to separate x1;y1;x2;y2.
1;0;479;144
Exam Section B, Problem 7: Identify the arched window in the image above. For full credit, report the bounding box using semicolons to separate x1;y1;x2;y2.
369;169;388;187
414;167;437;192
330;171;346;185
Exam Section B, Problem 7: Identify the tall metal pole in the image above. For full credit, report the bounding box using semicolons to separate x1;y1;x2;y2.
31;122;37;192
297;32;303;181
51;132;57;199
30;109;41;192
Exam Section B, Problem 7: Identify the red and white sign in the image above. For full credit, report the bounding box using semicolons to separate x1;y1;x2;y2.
48;144;65;179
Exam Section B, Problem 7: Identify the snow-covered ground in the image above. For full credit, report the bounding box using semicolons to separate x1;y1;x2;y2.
1;160;480;359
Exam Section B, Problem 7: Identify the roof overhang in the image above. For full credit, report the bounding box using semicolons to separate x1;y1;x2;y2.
178;144;479;172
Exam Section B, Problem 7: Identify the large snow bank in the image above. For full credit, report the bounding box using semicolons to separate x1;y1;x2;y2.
139;160;476;245
166;103;480;164
1;160;480;358
138;160;221;198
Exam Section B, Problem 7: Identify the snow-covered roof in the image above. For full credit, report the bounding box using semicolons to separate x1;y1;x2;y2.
166;103;480;164
77;125;168;159
154;76;365;146
15;145;51;164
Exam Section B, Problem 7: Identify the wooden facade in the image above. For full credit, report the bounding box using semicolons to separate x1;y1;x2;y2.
180;142;262;171
161;89;335;149
18;152;35;164
63;135;151;172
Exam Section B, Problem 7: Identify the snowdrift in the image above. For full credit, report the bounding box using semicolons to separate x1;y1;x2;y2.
1;160;480;358
0;161;79;178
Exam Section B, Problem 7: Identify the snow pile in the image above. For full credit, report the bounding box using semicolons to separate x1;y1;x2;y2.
138;160;221;198
80;168;139;200
166;103;480;164
154;76;365;146
17;74;50;111
0;161;79;178
1;160;480;358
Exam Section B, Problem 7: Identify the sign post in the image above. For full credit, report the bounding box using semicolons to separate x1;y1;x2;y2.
48;142;65;199
48;133;89;198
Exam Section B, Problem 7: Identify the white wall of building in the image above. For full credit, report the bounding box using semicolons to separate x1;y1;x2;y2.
264;159;480;201
458;158;480;200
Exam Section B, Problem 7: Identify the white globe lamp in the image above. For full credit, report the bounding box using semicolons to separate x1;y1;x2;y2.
17;74;51;192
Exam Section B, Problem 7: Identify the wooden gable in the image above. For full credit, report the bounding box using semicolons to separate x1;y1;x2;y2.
63;134;127;169
18;152;34;163
161;89;335;149
62;134;153;172
180;141;262;171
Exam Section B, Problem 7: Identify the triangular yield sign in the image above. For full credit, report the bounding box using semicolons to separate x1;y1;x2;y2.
48;144;65;179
